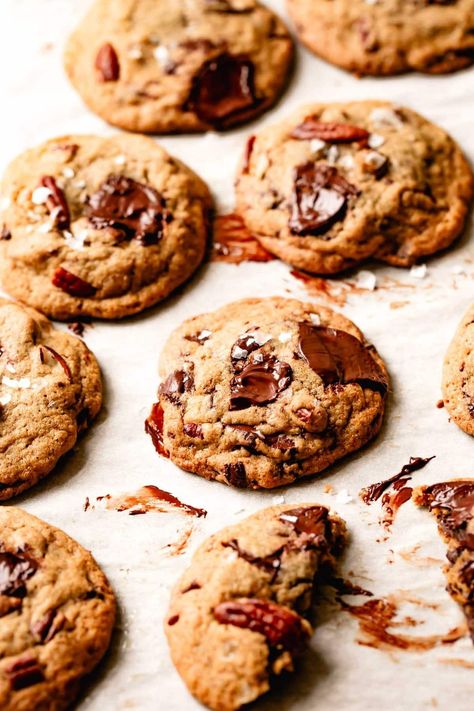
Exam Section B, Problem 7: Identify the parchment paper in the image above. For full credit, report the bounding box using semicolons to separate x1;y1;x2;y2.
1;1;474;709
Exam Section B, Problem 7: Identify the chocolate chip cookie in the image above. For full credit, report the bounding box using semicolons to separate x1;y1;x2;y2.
0;506;116;711
286;0;474;76
64;0;293;133
165;503;346;710
413;480;474;642
146;297;388;489
0;134;212;319
0;298;102;499
235;101;473;274
442;304;474;436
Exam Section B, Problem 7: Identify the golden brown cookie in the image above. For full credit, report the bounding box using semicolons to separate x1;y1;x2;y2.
0;298;102;499
235;101;473;274
0;506;116;711
413;480;474;641
286;0;474;76
0;134;212;319
442;303;474;436
146;297;388;489
165;503;347;711
64;0;294;133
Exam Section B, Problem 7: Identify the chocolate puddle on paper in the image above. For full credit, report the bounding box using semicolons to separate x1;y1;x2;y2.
211;213;275;264
85;485;207;518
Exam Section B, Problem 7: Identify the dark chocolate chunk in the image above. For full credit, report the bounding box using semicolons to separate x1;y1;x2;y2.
39;176;70;230
289;163;359;236
230;354;292;409
86;175;169;245
223;462;247;488
95;43;120;81
0;550;38;598
185;53;260;126
298;323;388;394
159;370;194;402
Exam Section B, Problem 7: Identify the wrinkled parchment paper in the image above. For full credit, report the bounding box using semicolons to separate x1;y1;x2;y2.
1;1;474;709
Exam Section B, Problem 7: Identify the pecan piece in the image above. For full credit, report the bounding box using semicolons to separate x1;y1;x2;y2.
95;43;120;81
52;267;97;298
291;119;370;143
39;176;70;229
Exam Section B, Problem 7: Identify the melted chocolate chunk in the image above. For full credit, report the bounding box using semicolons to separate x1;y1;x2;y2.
185;53;260;126
289;163;359;236
421;481;474;535
290;119;370;143
86;175;168;245
298;323;388;395
214;598;309;655
223;462;247;488
230;354;292;409
222;539;284;580
361;456;435;504
95;43;120;81
280;506;331;545
52;267;97;298
159;370;194;402
0;550;38;598
231;334;266;369
39;176;70;230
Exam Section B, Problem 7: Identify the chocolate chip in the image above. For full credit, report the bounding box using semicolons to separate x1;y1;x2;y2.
39;176;70;230
185;53;260;127
290;119;370;143
159;370;194;402
298;322;388;395
0;225;11;241
230;354;292;410
289;163;359;236
223;462;247;488
0;550;38;598
52;267;97;298
5;655;45;690
95;43;120;81
145;403;170;458
213;598;309;655
183;423;203;439
168;614;180;626
86;175;169;245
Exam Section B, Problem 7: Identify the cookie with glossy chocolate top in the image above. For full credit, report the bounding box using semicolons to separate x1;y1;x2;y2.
0;134;211;319
0;298;102;500
166;503;346;710
287;0;474;76
236;101;473;274
146;297;388;489
64;0;293;133
442;304;474;436
413;480;474;641
0;506;115;710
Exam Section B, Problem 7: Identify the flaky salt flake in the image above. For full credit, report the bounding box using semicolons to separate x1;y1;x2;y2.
249;332;272;347
153;45;171;68
280;513;298;523
62;167;75;179
309;313;321;326
2;376;31;389
338;154;355;170
310;138;326;155
0;393;12;406
356;270;377;291
64;229;88;251
326;145;339;165
128;46;144;60
335;489;354;505
114;155;126;166
278;331;292;343
199;329;212;339
410;264;428;279
6;362;16;374
254;154;269;179
272;495;286;505
368;133;385;149
31;186;51;205
370;107;404;129
74;179;86;190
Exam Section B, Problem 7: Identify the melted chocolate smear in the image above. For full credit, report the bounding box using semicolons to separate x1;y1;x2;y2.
420;481;474;533
214;598;309;655
0;550;38;598
361;456;435;504
329;577;374;597
222;539;284;581
298;323;388;395
212;213;274;263
101;485;207;518
289;163;359;236
145;403;170;458
230;354;292;410
86;175;169;245
186;53;260;127
340;596;466;652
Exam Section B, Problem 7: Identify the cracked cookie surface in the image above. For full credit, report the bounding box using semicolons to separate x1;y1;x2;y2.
286;0;474;76
146;297;388;489
0;298;102;499
64;0;293;133
0;506;116;711
235;101;473;274
442;304;474;436
165;503;346;711
413;480;474;641
0;134;212;319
